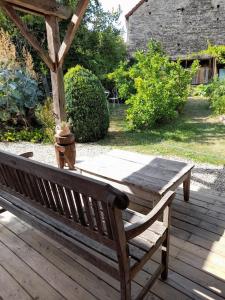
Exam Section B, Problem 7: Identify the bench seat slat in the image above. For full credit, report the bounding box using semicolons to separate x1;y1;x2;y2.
82;195;95;231
35;177;50;207
92;198;104;235
42;179;57;211
64;188;79;222
1;165;14;189
28;174;45;205
57;185;71;219
23;173;34;199
102;203;113;239
50;182;64;215
0;165;7;186
73;191;87;225
16;169;30;197
8;167;21;193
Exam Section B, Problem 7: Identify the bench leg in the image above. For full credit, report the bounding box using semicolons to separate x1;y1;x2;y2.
161;206;171;280
120;278;131;300
161;234;169;280
183;173;191;202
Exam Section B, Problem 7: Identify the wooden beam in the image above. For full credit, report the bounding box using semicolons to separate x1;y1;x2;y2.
213;57;217;77
58;0;89;67
46;15;66;123
2;0;72;20
9;6;45;18
0;3;55;71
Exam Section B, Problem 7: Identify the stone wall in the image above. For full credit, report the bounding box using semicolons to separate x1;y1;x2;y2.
126;0;225;57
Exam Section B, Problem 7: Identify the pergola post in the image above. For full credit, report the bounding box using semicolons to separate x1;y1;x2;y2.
45;15;66;124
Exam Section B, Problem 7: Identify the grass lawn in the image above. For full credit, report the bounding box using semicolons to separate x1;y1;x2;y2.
98;98;225;165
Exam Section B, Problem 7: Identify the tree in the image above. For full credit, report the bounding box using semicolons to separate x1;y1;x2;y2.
63;1;126;80
0;0;126;83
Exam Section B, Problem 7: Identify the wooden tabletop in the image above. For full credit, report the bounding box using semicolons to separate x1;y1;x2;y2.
76;150;194;198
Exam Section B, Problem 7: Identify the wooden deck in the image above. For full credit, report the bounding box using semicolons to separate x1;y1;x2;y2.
0;185;225;300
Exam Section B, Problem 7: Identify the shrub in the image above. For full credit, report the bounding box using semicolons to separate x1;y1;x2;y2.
0;67;42;126
108;60;135;101
0;29;42;128
191;84;210;97
64;65;109;142
207;78;225;115
35;98;55;143
0;128;43;143
110;41;199;130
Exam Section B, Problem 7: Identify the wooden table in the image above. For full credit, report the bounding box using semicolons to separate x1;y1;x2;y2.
76;150;194;209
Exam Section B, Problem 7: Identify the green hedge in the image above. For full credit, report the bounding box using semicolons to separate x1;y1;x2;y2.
65;65;109;142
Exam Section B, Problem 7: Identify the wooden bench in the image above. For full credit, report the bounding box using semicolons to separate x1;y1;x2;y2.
0;150;175;300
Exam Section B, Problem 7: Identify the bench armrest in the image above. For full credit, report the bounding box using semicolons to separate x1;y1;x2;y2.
125;191;175;240
19;152;33;159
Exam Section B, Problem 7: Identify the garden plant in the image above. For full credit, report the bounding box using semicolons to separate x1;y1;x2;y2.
109;41;199;130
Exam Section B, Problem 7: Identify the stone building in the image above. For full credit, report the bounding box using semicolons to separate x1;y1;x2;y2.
126;0;225;56
126;0;225;83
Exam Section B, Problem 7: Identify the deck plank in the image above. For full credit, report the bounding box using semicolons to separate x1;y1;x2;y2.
0;240;64;300
0;264;32;300
0;225;96;300
21;228;164;300
19;229;121;300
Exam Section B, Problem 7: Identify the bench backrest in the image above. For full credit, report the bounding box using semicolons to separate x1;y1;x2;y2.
0;151;129;251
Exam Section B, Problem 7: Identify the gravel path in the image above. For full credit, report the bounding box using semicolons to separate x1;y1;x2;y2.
0;142;111;167
0;142;225;195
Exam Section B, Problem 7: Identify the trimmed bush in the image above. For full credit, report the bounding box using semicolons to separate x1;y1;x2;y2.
64;65;109;142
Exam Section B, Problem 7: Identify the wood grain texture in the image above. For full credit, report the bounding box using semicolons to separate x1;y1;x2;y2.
45;15;66;123
0;241;64;300
0;264;32;300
